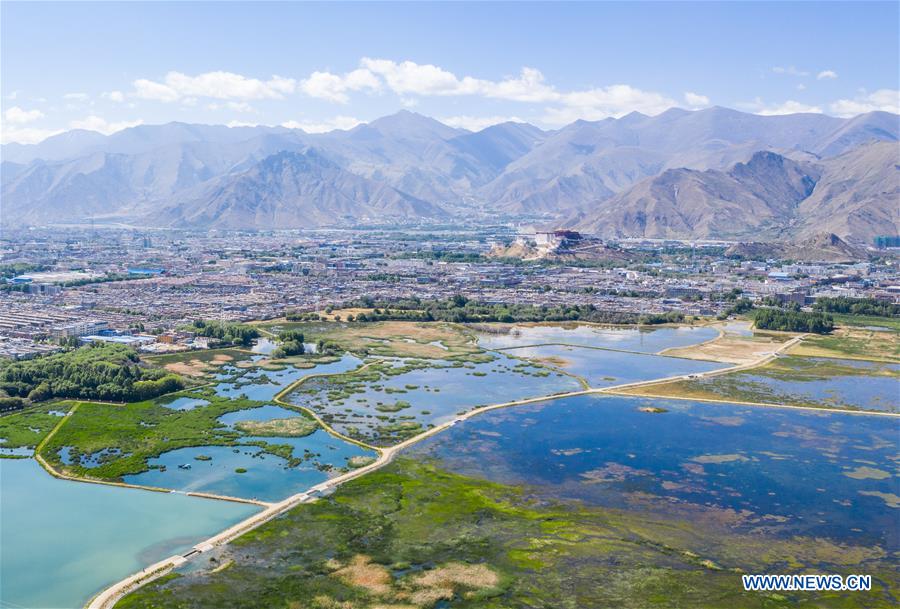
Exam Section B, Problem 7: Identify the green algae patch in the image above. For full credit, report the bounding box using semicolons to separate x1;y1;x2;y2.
843;466;891;480
858;491;900;508
691;453;750;464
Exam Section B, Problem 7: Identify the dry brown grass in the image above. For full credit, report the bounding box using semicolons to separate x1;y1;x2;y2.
333;555;392;596
162;353;234;377
316;307;378;321
661;332;791;365
531;355;571;368
406;588;454;606
411;563;499;591
163;360;210;377
327;556;499;608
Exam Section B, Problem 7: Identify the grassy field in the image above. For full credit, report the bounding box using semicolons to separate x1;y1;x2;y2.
116;458;897;609
0;402;70;451
788;326;899;363
35;389;321;480
262;320;486;360
830;313;900;332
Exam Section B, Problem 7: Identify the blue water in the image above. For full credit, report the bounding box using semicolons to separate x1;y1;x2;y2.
474;324;719;353
0;458;258;609
409;394;900;550
124;430;374;502
158;396;211;411
502;344;727;387
217;404;301;427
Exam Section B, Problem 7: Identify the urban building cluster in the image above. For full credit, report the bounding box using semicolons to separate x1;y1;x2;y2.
1;227;897;359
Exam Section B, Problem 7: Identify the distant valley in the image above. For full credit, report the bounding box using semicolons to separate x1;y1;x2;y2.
2;107;898;243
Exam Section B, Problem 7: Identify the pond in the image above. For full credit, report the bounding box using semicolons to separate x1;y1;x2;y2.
286;352;583;445
158;396;211;411
502;344;727;387
408;394;900;550
473;323;719;353
123;429;374;502
0;458;258;609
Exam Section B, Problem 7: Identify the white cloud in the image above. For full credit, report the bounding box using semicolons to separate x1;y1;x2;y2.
440;115;524;131
133;78;180;102
829;89;899;116
102;90;125;103
6;90;20;100
817;70;838;80
756;100;823;115
4;106;45;124
133;71;296;102
684;91;710;107
0;125;63;145
543;85;677;124
281;116;363;133
216;98;256;114
300;68;381;103
68;115;144;135
63;92;89;101
357;59;558;102
772;66;809;77
311;59;679;124
796;83;807;91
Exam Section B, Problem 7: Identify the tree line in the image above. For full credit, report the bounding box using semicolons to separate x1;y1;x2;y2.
753;308;834;334
0;343;184;406
812;297;899;318
273;330;305;358
182;319;260;346
339;295;680;325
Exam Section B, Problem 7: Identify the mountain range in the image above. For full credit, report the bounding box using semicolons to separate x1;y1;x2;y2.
2;107;898;243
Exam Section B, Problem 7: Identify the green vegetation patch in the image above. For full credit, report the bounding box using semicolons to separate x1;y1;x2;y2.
790;327;900;363
116;458;897;609
0;402;68;451
233;417;318;437
0;343;183;403
268;319;486;361
179;319;260;347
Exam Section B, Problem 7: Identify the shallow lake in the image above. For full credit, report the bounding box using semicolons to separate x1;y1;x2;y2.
287;352;583;445
474;324;719;353
694;356;900;412
0;458;258;609
123;429;374;502
502;344;727;387
409;394;900;550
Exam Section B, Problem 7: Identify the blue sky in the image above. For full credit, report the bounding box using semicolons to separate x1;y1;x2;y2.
2;1;898;143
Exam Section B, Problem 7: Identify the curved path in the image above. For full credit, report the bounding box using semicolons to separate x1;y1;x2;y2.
86;331;896;608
